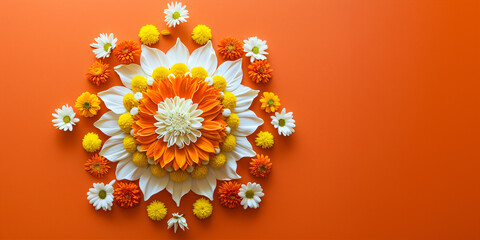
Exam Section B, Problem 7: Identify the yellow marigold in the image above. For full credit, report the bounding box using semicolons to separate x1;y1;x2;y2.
255;131;274;149
82;132;102;152
147;200;168;221
192;24;212;45
138;24;160;46
192;198;213;219
75;92;101;117
260;92;281;113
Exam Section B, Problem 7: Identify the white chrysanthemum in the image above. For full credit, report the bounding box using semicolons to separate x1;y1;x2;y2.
90;33;117;59
154;96;204;148
52;104;79;131
167;213;188;233
95;39;264;206
238;182;264;209
271;108;296;136
243;36;268;62
164;2;189;28
86;180;115;211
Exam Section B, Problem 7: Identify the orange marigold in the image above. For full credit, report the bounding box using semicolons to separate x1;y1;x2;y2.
114;40;140;64
84;154;110;178
248;60;272;83
218;181;242;208
217;37;243;60
249;154;272;178
114;181;141;208
86;60;111;86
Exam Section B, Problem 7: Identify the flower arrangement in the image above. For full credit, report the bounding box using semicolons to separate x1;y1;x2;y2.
51;1;296;233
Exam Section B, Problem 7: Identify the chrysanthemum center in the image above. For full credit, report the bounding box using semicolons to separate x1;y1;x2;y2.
63;116;71;123
245;190;255;199
154;96;204;148
226;43;236;52
103;43;112;52
83;102;91;109
267;99;274;106
257;164;267;173
122;47;130;54
278;118;286;127
92;162;101;171
257;66;265;73
173;12;180;19
92;67;103;75
252;46;260;54
99;190;107;199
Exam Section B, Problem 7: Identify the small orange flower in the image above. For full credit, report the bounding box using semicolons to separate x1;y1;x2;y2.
217;37;243;60
86;60;111;86
260;92;281;113
114;181;141;208
114;40;140;64
218;181;242;208
84;154;110;178
249;154;272;178
75;92;102;117
248;60;272;83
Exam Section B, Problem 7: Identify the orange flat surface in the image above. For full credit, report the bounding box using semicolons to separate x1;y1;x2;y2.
1;0;480;239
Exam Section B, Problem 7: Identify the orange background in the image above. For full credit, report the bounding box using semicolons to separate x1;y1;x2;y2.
1;0;479;239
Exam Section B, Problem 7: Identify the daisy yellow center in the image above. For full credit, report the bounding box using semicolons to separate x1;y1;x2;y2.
63;116;71;123
154;96;204;148
252;46;259;54
267;99;274;106
279;118;286;127
103;43;112;52
83;102;91;109
226;43;236;52
245;190;255;199
99;190;107;199
173;215;180;220
173;12;180;19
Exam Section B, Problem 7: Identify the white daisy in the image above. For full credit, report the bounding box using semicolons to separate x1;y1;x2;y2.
52;104;79;131
243;36;268;62
167;213;188;233
164;2;189;28
271;108;296;136
86;180;115;211
238;182;264;209
90;33;117;59
95;39;264;207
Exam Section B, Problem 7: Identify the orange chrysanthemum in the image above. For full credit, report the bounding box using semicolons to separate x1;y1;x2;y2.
218;181;242;208
248;60;273;83
86;60;111;86
133;75;226;171
217;37;243;60
75;92;102;117
84;154;110;178
114;40;140;64
249;154;272;178
114;181;141;208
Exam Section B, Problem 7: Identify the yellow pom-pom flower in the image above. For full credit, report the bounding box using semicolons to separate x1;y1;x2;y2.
226;113;240;131
170;63;189;76
190;66;208;81
131;75;148;93
75;92;101;117
260;92;281;113
209;153;226;169
123;93;139;112
192;24;212;45
132;151;149;167
212;76;227;92
82;132;102;152
150;164;167;178
152;66;170;81
138;24;160;46
147;200;168;221
118;112;134;133
192;198;213;219
123;135;137;153
221;134;236;152
222;92;237;111
255;131;274;149
170;170;189;182
191;165;209;179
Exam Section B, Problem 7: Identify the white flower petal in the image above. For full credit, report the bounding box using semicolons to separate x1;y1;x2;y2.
232;110;264;137
212;155;241;180
94;111;122;137
166;177;192;206
98;86;132;114
214;59;243;92
232;85;259;112
116;158;147;181
230;136;256;160
99;133;130;162
139;170;170;200
190;168;216;200
140;45;170;75
114;64;146;89
187;41;217;76
166;38;190;68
